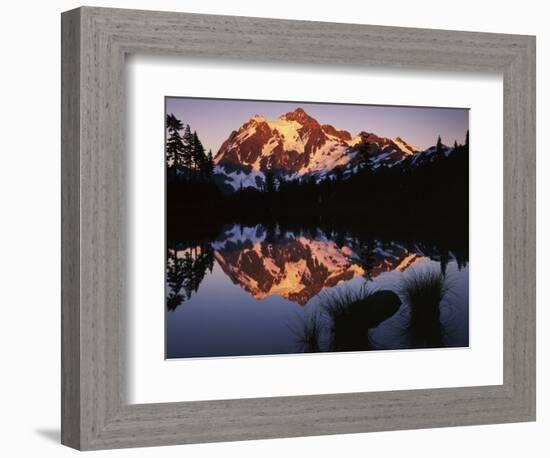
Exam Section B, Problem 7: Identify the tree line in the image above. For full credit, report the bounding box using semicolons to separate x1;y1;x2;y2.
166;113;214;179
238;132;469;219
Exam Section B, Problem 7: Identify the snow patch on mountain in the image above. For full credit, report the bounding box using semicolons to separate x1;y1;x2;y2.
297;141;352;176
266;118;305;151
211;224;266;250
214;165;265;191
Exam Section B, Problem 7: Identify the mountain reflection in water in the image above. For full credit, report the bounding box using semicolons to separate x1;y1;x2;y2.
166;224;469;358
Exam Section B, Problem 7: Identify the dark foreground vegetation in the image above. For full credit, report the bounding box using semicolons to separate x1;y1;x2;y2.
291;269;452;353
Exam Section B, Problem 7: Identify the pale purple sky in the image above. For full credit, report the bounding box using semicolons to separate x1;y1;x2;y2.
166;97;469;154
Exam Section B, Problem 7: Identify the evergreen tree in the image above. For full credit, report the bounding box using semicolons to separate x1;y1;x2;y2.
182;124;194;170
436;135;443;154
465;129;469;149
166;248;185;310
204;149;214;178
453;140;458;149
165;114;184;175
192;131;206;174
167;244;215;310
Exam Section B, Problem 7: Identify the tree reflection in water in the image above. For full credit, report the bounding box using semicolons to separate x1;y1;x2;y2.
166;243;214;311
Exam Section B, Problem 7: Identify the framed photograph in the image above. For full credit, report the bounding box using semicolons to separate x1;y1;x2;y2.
61;6;536;450
164;97;470;359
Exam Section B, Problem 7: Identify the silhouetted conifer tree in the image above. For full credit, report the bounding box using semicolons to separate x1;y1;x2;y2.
436;135;443;154
166;114;184;175
192;131;206;174
166;248;186;311
204;149;215;178
182;124;194;170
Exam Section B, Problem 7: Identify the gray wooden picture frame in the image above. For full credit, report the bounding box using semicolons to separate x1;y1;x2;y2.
61;6;536;451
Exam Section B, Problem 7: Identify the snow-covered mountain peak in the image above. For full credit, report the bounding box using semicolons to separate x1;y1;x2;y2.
213;109;443;191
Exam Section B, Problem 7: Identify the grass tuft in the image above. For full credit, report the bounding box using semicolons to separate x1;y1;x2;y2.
322;284;374;324
400;268;449;348
322;285;401;351
289;312;324;353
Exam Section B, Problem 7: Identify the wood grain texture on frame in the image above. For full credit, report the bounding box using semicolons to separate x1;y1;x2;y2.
61;6;536;450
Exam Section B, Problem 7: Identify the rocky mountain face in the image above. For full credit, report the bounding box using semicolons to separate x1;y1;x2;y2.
212;107;442;191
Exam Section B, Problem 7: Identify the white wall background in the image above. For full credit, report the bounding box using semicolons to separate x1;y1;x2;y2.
0;1;546;456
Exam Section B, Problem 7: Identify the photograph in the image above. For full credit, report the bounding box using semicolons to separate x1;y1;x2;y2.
164;97;470;359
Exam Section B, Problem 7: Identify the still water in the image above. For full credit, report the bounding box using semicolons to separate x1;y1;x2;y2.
166;224;469;359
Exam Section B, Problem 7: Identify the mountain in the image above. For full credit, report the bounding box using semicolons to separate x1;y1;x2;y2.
210;225;426;305
213;107;426;191
214;108;434;189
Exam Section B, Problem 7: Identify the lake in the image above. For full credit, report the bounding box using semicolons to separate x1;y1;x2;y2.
166;223;469;359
